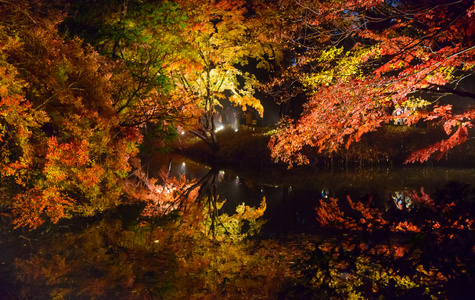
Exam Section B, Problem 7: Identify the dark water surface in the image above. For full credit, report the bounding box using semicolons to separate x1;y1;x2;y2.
2;155;475;299
152;154;475;233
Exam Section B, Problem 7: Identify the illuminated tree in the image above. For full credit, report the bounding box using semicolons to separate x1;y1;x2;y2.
61;0;279;152
266;0;475;167
61;0;197;137
0;0;279;228
162;0;279;151
0;1;142;228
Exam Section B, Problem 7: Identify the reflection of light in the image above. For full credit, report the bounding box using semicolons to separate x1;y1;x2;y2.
179;162;186;176
392;190;413;211
215;125;224;132
217;170;224;182
321;189;329;199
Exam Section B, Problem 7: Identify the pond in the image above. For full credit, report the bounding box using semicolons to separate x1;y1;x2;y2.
153;154;475;233
2;154;475;299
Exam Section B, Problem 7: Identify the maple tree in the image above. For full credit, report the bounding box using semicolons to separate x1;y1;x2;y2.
60;0;198;141
0;0;279;228
266;0;475;167
0;0;214;228
159;0;279;152
61;0;278;152
0;1;143;228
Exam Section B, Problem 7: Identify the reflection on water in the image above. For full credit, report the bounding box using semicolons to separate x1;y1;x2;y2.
151;155;475;233
307;180;475;299
2;154;475;299
392;190;414;210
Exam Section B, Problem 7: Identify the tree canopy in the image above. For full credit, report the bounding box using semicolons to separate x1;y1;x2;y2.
266;0;475;167
0;0;148;228
161;0;279;150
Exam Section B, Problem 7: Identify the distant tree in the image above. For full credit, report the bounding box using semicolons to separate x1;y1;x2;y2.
266;0;475;167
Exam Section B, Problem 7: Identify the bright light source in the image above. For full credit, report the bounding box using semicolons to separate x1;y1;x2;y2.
181;131;185;135
215;125;224;132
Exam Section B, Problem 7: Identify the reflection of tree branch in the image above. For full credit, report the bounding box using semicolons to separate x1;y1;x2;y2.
307;185;475;297
181;168;231;238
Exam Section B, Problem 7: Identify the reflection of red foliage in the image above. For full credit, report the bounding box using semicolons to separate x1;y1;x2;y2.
310;189;475;298
316;196;389;232
408;187;434;208
122;165;198;217
316;198;347;227
395;221;421;233
316;192;474;235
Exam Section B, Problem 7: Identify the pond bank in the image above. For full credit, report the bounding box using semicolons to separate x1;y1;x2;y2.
171;124;475;172
174;125;475;171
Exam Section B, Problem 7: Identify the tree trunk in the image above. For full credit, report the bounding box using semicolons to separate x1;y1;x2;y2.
189;110;220;153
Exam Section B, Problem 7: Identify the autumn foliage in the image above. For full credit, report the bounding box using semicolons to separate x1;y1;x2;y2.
161;0;278;150
0;1;142;228
10;178;276;299
266;0;475;167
